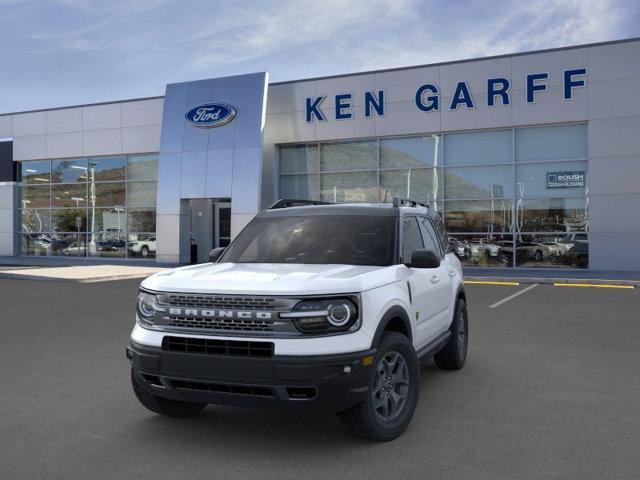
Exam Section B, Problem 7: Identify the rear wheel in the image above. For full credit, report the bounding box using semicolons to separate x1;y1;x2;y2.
140;245;149;258
434;299;468;370
338;332;419;442
131;370;206;417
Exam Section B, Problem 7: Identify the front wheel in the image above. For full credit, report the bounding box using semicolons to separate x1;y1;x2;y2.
140;246;149;258
434;299;468;370
337;332;419;442
131;370;206;418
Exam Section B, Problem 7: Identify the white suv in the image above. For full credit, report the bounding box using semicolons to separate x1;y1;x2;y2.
127;198;468;441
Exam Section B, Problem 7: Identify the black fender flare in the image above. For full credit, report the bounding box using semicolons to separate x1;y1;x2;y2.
371;305;413;347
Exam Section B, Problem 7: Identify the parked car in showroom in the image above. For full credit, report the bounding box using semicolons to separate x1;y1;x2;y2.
127;198;468;442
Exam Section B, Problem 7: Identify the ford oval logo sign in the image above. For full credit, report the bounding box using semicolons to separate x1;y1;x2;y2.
184;103;237;128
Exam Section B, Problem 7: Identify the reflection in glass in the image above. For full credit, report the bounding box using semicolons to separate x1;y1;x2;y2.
514;234;588;269
21;185;50;209
127;181;157;207
20;160;50;184
95;182;125;207
516;124;587;162
128;209;156;232
515;197;588;232
380;136;440;169
320;171;378;202
445;200;513;233
52;209;87;232
444;165;513;199
21;233;52;256
20;209;50;233
50;233;87;257
52;183;87;208
51;158;87;183
444;130;512;166
88;233;126;258
515;161;587;198
448;234;513;267
128;234;156;258
380;169;440;203
279;145;318;174
279;174;318;200
127;154;158;181
92;156;125;181
321;141;377;172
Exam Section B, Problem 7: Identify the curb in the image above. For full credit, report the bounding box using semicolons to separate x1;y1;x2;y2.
464;276;640;287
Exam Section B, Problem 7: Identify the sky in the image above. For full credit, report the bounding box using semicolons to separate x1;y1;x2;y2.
1;0;639;113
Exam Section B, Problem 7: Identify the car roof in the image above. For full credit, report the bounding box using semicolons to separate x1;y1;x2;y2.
261;202;436;218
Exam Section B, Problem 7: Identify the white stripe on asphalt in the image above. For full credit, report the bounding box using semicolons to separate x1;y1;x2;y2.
488;283;539;309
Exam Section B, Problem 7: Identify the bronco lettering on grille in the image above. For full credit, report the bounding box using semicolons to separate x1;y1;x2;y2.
166;308;273;320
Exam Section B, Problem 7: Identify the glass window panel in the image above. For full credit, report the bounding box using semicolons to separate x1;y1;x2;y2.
127;154;158;181
448;234;513;267
515;161;587;198
51;158;87;183
21;233;52;256
279;174;319;200
128;234;156;259
94;182;125;207
20;209;50;233
127;181;157;207
88;234;126;258
380;136;441;169
320;140;377;172
444;130;512;166
417;217;441;256
50;233;87;257
444;165;513;199
445;200;513;233
21;185;50;209
91;156;125;181
401;217;424;264
320;171;378;202
88;208;127;239
52;183;87;208
515;197;588;232
514;234;588;269
516;124;587;162
52;209;87;232
20;160;50;184
128;209;156;232
380;168;441;202
279;145;318;174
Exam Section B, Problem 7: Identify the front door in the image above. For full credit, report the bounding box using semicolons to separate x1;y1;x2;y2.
214;203;231;248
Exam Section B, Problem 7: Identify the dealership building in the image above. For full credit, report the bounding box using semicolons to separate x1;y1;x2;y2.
0;38;639;271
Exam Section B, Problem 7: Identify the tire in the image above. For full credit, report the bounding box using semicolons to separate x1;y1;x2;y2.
140;246;149;258
434;299;468;370
131;369;206;418
337;332;419;442
534;250;543;262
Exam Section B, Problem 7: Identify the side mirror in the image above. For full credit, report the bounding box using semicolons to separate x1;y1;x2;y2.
208;247;226;263
406;249;440;268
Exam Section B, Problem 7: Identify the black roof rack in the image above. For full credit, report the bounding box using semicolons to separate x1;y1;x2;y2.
392;197;429;208
267;198;334;210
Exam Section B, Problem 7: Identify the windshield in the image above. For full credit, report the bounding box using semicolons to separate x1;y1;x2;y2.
219;215;396;266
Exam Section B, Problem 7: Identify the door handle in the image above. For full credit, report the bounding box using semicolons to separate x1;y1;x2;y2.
430;275;441;284
448;270;457;277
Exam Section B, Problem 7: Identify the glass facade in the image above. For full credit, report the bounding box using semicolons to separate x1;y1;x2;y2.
18;154;158;259
278;124;588;269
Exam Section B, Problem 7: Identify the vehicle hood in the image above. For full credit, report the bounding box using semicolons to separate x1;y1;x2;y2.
142;262;401;295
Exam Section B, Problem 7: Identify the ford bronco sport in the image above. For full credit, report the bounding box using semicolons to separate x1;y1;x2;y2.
127;198;468;441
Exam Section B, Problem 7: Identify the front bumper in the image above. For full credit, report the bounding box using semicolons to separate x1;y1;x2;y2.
127;341;376;414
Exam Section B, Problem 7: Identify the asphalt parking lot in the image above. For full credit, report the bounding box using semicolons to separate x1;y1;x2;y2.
1;278;639;480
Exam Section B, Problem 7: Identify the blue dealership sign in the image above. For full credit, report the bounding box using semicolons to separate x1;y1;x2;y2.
185;103;237;128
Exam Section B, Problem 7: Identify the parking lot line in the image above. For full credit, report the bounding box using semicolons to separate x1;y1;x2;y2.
464;280;520;286
489;283;539;309
554;283;635;289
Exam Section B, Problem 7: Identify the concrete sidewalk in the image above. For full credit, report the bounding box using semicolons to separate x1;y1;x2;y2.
464;267;640;287
0;265;167;283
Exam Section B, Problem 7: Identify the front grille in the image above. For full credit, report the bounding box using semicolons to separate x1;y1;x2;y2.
169;379;274;397
162;336;274;358
162;294;277;310
166;316;275;332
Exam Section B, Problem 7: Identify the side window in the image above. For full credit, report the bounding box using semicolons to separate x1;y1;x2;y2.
401;217;424;264
418;217;442;256
432;214;449;252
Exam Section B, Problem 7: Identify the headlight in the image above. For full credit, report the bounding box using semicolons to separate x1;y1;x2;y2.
280;297;359;334
136;290;159;326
